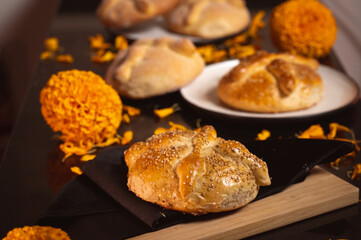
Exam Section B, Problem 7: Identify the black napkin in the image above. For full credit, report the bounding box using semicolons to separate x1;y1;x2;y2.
36;139;354;240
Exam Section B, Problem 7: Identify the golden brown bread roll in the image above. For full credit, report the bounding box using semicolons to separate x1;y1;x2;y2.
105;37;205;99
217;51;324;113
125;125;271;214
97;0;181;29
166;0;250;38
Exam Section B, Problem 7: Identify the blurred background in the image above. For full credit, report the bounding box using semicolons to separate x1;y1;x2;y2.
0;0;360;161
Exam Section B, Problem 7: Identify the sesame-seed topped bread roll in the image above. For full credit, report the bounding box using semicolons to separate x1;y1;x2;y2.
166;0;250;38
97;0;181;29
124;125;271;215
217;51;324;113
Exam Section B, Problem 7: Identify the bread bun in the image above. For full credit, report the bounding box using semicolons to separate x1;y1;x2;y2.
105;37;205;99
166;0;250;38
217;51;324;113
97;0;181;29
125;125;271;214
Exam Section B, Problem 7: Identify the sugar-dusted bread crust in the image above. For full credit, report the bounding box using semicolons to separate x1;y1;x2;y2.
166;0;250;38
105;37;205;99
217;51;324;113
125;125;271;215
97;0;181;29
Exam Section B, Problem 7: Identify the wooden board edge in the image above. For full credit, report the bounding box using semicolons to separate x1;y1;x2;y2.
130;167;359;240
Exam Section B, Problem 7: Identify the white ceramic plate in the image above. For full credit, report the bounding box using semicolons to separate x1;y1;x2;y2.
180;60;360;119
109;17;241;44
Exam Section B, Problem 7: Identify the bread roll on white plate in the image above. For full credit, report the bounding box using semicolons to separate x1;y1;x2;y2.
217;51;324;113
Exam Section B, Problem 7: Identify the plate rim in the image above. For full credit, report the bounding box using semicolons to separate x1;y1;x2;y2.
180;60;360;120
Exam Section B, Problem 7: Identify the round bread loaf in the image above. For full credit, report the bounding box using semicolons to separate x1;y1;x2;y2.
166;0;250;38
97;0;181;29
217;51;324;113
124;125;271;214
105;37;205;99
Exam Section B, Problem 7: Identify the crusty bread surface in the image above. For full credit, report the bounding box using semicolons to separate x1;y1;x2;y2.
166;0;250;38
105;37;205;99
217;51;324;113
125;125;271;214
97;0;181;29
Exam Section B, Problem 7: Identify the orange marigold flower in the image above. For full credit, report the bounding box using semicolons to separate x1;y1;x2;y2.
196;44;227;64
3;225;71;240
80;154;96;162
70;166;83;175
40;50;53;60
115;35;128;50
224;32;249;46
89;33;111;50
154;121;189;135
154;103;180;118
123;105;141;116
121;130;133;145
351;163;361;180
270;0;337;58
228;44;257;59
122;113;130;123
248;10;266;39
327;122;352;139
44;37;59;52
256;129;271;141
55;54;74;64
91;50;115;63
298;124;326;139
40;70;123;157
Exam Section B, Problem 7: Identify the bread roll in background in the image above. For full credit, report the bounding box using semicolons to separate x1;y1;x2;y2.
125;125;271;215
105;37;205;99
166;0;250;38
97;0;181;29
217;51;324;113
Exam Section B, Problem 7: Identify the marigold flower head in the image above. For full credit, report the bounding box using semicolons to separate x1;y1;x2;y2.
270;0;337;58
40;69;123;157
3;225;71;240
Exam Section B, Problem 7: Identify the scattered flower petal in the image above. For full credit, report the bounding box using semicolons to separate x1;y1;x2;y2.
256;129;271;140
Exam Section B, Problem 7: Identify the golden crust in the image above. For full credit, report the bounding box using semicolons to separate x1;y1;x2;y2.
125;125;270;214
217;51;324;113
105;37;205;99
97;0;181;29
166;0;250;38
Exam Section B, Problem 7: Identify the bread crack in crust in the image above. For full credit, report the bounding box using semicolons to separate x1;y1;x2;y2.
125;125;270;214
217;51;324;113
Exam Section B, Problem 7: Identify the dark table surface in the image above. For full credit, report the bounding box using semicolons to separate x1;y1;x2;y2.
1;1;361;239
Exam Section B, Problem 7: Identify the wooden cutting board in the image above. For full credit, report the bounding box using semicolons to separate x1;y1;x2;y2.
130;167;359;240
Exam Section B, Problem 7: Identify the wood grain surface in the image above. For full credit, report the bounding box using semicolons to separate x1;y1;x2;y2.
130;167;359;240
